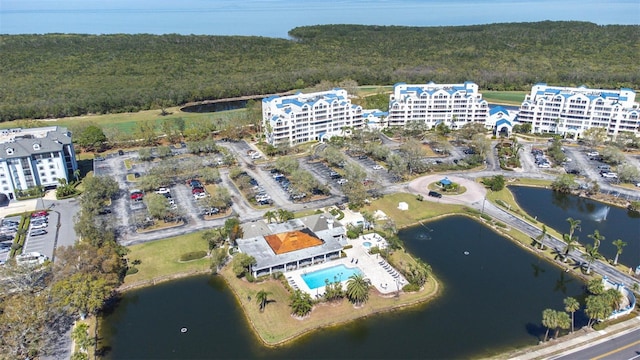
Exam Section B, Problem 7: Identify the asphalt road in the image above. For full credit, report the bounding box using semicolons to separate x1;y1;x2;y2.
551;327;640;360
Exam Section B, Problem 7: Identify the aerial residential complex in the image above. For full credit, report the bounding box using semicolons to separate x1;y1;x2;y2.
386;82;489;129
262;89;364;146
0;126;78;200
516;84;640;138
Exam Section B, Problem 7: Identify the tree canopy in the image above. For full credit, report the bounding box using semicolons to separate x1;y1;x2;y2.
1;22;638;121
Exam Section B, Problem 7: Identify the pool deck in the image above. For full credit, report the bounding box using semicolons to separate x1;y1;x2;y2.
285;233;407;298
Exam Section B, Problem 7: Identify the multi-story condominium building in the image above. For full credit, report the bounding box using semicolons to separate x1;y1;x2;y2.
387;82;489;129
0;126;78;200
262;89;364;146
516;84;640;138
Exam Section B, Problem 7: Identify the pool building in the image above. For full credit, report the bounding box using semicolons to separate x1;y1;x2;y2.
236;214;347;278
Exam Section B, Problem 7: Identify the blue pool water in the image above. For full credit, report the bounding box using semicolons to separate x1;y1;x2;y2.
363;241;372;248
301;264;361;289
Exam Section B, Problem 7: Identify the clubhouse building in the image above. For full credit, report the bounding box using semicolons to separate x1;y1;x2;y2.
236;214;347;278
262;89;364;146
516;84;640;138
0;126;78;200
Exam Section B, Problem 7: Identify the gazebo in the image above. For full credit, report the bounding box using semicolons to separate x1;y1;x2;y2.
439;177;452;186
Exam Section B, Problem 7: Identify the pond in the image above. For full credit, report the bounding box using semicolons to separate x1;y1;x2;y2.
509;186;640;268
101;216;588;359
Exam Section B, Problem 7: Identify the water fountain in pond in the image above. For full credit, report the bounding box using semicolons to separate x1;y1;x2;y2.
592;206;611;222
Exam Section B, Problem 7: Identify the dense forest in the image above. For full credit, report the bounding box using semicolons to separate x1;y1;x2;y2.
0;21;638;121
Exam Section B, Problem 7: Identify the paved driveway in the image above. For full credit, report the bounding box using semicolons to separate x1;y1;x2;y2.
407;174;486;206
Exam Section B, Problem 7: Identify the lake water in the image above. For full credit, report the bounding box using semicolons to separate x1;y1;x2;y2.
101;216;588;359
509;186;640;268
2;0;638;37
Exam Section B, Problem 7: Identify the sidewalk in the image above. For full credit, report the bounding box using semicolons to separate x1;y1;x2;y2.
506;316;640;359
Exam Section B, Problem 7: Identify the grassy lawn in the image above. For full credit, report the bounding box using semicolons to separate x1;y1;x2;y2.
27;106;244;134
482;91;527;105
123;231;210;286
363;192;465;229
219;258;439;346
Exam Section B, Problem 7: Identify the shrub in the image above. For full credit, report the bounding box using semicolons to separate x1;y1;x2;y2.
495;199;508;208
403;283;420;292
126;267;139;275
416;194;424;201
494;222;506;228
480;214;492;221
179;251;207;261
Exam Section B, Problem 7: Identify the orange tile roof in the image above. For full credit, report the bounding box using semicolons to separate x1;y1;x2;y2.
264;230;323;254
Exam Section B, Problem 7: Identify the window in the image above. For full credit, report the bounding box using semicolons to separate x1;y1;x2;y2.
49;165;55;169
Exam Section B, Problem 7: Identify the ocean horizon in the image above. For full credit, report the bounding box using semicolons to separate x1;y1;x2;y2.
1;0;639;38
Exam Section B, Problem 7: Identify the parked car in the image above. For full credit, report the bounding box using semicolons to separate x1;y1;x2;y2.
31;210;48;218
601;172;618;178
372;165;384;170
337;178;348;185
586;151;599;157
428;191;443;198
130;192;144;200
155;187;170;194
30;229;47;236
192;187;205;194
31;223;48;230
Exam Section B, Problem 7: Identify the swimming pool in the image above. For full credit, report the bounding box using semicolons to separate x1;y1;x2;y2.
363;241;372;248
301;264;362;290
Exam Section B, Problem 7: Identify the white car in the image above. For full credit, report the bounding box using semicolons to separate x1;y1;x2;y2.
31;222;48;229
337;178;348;185
155;187;170;194
538;163;551;168
601;172;618;178
193;193;208;200
372;165;384;170
586;151;599;157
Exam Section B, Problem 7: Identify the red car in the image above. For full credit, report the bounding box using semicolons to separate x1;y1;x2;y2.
31;210;48;218
130;192;144;200
192;187;204;194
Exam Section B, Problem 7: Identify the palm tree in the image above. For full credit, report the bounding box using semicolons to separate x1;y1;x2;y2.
587;278;604;295
585;295;609;328
563;297;580;333
562;233;579;262
541;308;558;342
346;273;370;306
255;289;272;312
566;217;581;241
611;239;627;265
583;244;602;274
555;311;571;339
289;289;313;317
263;210;276;224
73;168;81;183
588;230;605;250
603;288;624;311
535;225;547;250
